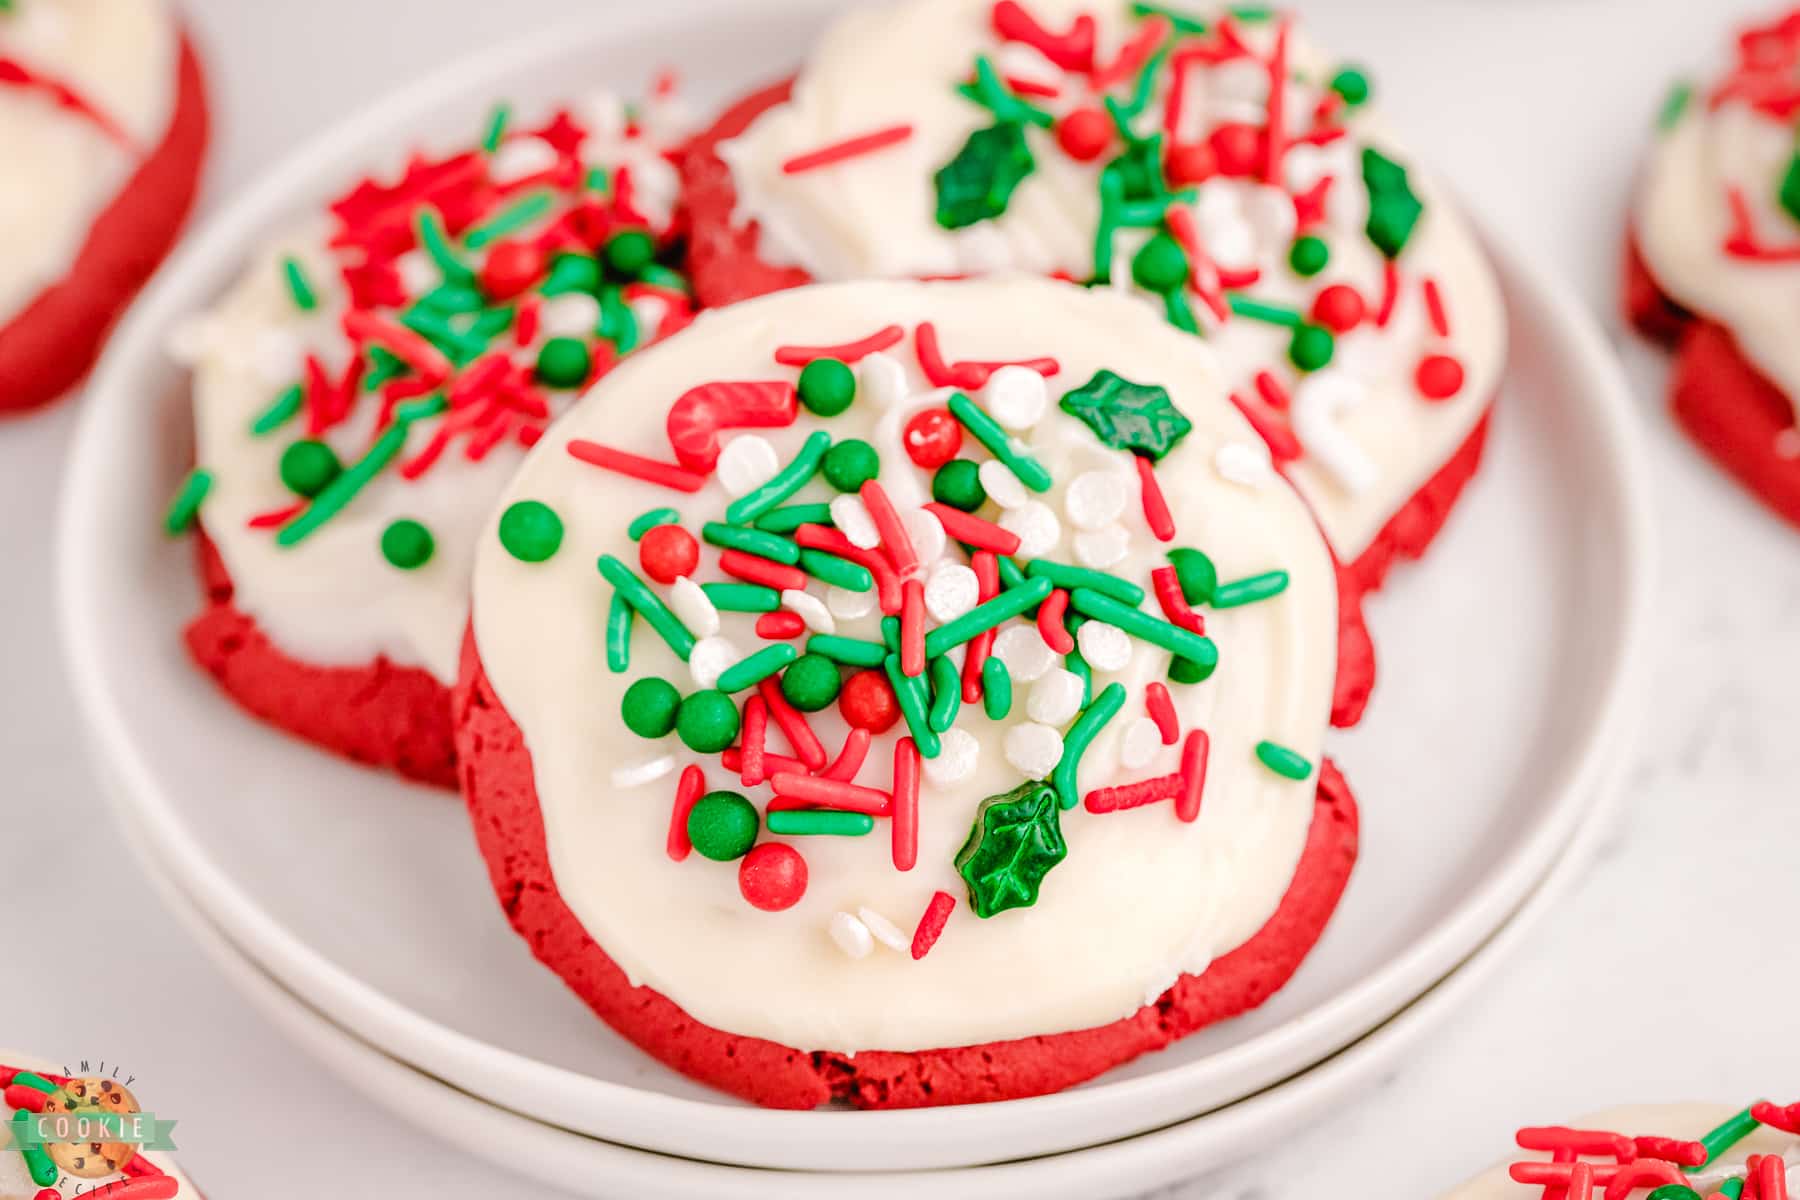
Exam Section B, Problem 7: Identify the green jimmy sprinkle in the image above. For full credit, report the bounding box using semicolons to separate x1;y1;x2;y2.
163;469;213;535
249;383;304;436
701;522;801;565
715;643;799;693
725;431;832;526
946;391;1053;493
1212;570;1290;609
605;593;634;673
598;554;696;661
766;810;875;837
702;583;781;614
753;502;834;535
1255;741;1313;781
282;257;318;311
1053;683;1125;811
628;507;681;540
808;635;888;668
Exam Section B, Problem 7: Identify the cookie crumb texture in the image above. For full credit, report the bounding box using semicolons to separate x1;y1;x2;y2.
455;632;1358;1109
186;532;458;789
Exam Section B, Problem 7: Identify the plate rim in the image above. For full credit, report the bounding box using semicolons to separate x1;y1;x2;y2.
55;0;1658;1173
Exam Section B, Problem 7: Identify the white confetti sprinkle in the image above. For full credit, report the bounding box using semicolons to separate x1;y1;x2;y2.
396;250;438;298
857;906;911;954
688;636;741;689
1076;621;1133;672
578;91;629;142
539;293;602;339
1004;723;1066;777
610;755;676;788
630;296;670;340
781;589;835;635
1292;371;1378;494
1028;668;1085;726
488;136;560;184
717;435;780;497
1215;441;1274;488
994;625;1057;682
828;586;876;620
859;352;910;408
924;728;980;785
924;562;981;622
668;576;720;638
1065;469;1131;530
829;911;874;959
829;494;882;549
979;459;1030;509
902;506;947;566
1000;501;1062;559
983;365;1050;431
1074;524;1130;569
1121;718;1163;770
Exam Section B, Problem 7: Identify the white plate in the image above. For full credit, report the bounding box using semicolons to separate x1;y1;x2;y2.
111;727;1632;1200
57;0;1655;1175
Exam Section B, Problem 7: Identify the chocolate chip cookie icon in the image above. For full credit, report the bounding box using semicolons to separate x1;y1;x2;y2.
42;1076;140;1178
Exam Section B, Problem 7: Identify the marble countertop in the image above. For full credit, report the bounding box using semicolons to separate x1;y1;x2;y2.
3;1;1797;1196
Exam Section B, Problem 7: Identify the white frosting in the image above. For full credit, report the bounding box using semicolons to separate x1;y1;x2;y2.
187;100;688;686
0;1050;197;1196
1444;1104;1799;1198
0;0;177;324
471;277;1338;1052
718;0;1505;559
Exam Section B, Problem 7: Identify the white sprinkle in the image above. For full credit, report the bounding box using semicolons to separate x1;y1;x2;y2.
828;911;874;959
577;91;629;142
1215;441;1274;488
781;589;835;634
688;636;741;689
983;365;1050;431
488;136;561;184
979;459;1031;509
1121;718;1163;770
1074;524;1130;569
902;506;947;566
994;625;1057;682
1292;371;1378;494
1076;621;1133;672
829;494;882;549
859;352;910;408
610;755;676;788
668;576;720;638
539;293;602;340
631;296;670;340
1282;143;1334;196
396;250;438;298
1065;469;1131;530
924;562;981;622
1004;723;1066;776
717;435;781;497
828;585;876;620
1000;501;1062;559
924;728;980;785
857;906;911;954
1028;668;1085;726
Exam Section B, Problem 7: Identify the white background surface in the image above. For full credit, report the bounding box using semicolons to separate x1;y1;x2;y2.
3;0;1799;1196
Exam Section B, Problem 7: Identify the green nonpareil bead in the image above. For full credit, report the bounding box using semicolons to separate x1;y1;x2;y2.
621;677;681;738
1131;232;1189;294
280;439;342;498
798;357;857;417
1288;323;1334;372
605;229;657;276
1255;740;1313;780
931;459;987;512
676;690;740;753
781;653;842;712
544;253;602;295
1329;66;1371;107
498;500;564;562
1288;235;1329;277
380;519;434;569
536;337;592;388
687;791;759;861
822;439;880;492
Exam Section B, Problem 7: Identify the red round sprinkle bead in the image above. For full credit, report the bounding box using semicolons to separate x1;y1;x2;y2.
739;843;808;911
902;408;963;469
1165;141;1216;186
1415;353;1466;400
639;524;699;583
1056;106;1113;162
1207;122;1264;177
839;668;900;733
480;240;546;301
1310;284;1366;333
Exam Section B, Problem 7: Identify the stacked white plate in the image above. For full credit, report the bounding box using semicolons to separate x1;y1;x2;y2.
57;3;1654;1194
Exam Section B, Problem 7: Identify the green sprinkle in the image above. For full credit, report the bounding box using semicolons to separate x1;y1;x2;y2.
599;553;695;660
250;383;305;436
981;656;1012;720
932;459;987;511
584;165;610;193
1129;1;1207;33
1132;233;1190;294
1685;1108;1760;1175
1289;235;1330;277
599;286;640;352
1026;560;1145;606
924;576;1053;659
621;676;681;737
1716;1182;1746;1200
961;55;1056;128
676;689;739;753
702;522;800;564
11;1072;57;1095
1169;656;1210;685
767;809;876;837
781;653;842;712
465;191;555;250
1068;588;1217;672
1227;295;1305;328
881;615;902;653
280;438;342;497
481;103;511;153
1053;683;1126;810
798;357;857;416
1657;80;1693;132
629;508;681;540
417;283;485;313
417;207;474;284
536;336;593;388
1254;740;1313;781
393;394;449;423
163;469;212;535
1164;287;1200;334
754;502;834;534
605;229;657;276
544;253;602;295
1645;1188;1703;1200
1065;641;1092;708
1213;570;1290;608
1167;547;1218;605
688;791;760;860
14;1109;56;1187
381;518;434;569
1780;145;1800;227
928;655;962;733
701;582;780;613
1288;323;1335;371
725;430;831;525
885;653;942;759
821;439;881;493
1328;66;1371;107
282;256;319;311
946;391;1053;493
798;548;874;592
807;635;888;668
996;555;1029;591
717;643;800;693
606;592;634;673
497;499;564;562
277;422;410;547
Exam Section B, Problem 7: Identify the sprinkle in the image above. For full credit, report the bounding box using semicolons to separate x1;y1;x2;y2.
999;500;1062;559
1134;455;1177;542
1086;772;1182;814
726;430;832;525
465;191;555;250
798;548;874;592
828;911;876;958
925;562;982;623
1226;295;1305;327
703;522;801;565
925;502;1021;555
1028;667;1085;726
276;421;413;546
900;578;928;676
981;657;1013;718
1696;1108;1761;1170
250;383;305;435
982;363;1051;430
1422;276;1451;338
980;459;1031;509
780;589;836;634
701;582;780;613
884;653;942;758
1069;588;1217;671
3;1084;47;1112
782;124;915;174
1076;621;1132;672
1145;681;1181;744
629;508;682;539
689;636;743;689
719;549;808;592
947;391;1053;492
739;696;770;785
1005;721;1065;777
820;727;872;782
1633;1135;1709;1166
567;440;707;493
889;735;923;869
759;676;828;770
722;747;808;779
828;585;877;620
828;494;881;548
859;480;921;578
993;622;1057;681
666;380;800;474
858;906;910;953
667;764;705;860
1051;682;1126;810
612;755;675;788
1073;525;1129;568
911;891;956;959
599;553;697;660
1254;739;1312;780
928;654;963;731
960;551;1002;703
774;325;906;367
606;592;635;672
924;727;980;785
807;634;888;668
1026;560;1145;606
1376;258;1401;327
925;575;1053;659
770;772;891;815
767;810;876;837
163;469;213;535
481;102;510;152
1037;589;1075;653
1214;440;1274;487
1213;570;1290;608
717;435;783;497
668;576;721;637
282;256;319;311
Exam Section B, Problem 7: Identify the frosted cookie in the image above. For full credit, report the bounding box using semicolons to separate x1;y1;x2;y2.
0;0;207;413
1629;8;1800;529
1445;1101;1800;1198
455;276;1358;1108
2;1053;198;1196
682;1;1506;724
165;90;694;788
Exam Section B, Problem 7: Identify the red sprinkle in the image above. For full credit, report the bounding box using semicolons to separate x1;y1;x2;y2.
1090;13;1169;90
1254;370;1291;411
1633;1135;1708;1166
769;772;892;816
900;579;928;677
755;611;808;640
739;843;808;912
794;524;904;614
667;764;705;861
781;124;914;174
1229;392;1302;461
1516;1128;1636;1160
914;321;1058;390
991;0;1096;71
960;551;1002;704
1564;1161;1595;1200
773;325;905;367
567;439;707;493
822;727;872;781
721;747;808;777
1422;276;1451;338
911;890;956;959
638;523;699;583
759;677;827;770
1056;106;1114;161
1752;1102;1800;1135
1311;283;1366;332
247;500;307;530
859;480;921;578
1291;175;1334;230
665;380;799;473
1134;454;1176;542
1376;258;1401;327
1262;21;1290;184
86;1180;180;1200
1144;682;1180;744
1085;773;1182;814
342;309;451;381
1177;730;1210;823
902;408;964;469
925;503;1021;555
4;1084;48;1112
1763;1157;1790;1200
891;738;921;871
0;57;137;148
1037;589;1075;653
839;668;901;733
1415;353;1466;401
720;549;808;592
739;695;769;787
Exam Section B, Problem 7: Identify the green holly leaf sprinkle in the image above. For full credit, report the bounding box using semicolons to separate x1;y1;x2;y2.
1778;146;1800;228
1059;369;1193;461
935;122;1035;230
1361;147;1424;260
955;781;1068;919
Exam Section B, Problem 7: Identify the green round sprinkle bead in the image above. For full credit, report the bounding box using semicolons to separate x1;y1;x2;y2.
536;337;593;388
1167;547;1218;606
380;519;434;569
621;677;682;738
1288;323;1335;372
931;459;987;512
498;499;564;562
1330;66;1371;107
686;791;760;861
279;439;341;498
781;653;842;712
1131;232;1190;294
1288;235;1329;278
676;689;741;753
797;358;856;417
821;439;881;492
604;229;657;276
548;253;602;293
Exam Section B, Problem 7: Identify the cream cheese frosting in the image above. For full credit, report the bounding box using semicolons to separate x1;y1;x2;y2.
470;277;1340;1052
0;0;177;325
1;1050;197;1197
715;0;1505;561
